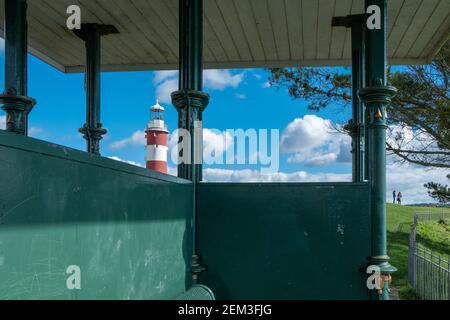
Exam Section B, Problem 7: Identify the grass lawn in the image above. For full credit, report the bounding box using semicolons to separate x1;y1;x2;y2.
417;219;450;257
386;204;449;299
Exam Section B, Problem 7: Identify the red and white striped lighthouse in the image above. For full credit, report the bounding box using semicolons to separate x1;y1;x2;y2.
145;99;168;174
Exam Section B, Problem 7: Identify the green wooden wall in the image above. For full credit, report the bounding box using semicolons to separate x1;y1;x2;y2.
197;183;372;300
0;129;374;300
0;131;193;299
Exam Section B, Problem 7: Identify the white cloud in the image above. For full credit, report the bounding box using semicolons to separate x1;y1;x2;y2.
109;130;146;150
153;71;178;104
108;156;144;168
384;123;448;203
167;128;233;165
281;115;351;166
281;115;331;152
153;69;245;103
203;128;233;162
203;164;447;204
1;118;46;138
386;123;446;165
203;168;351;183
153;70;178;84
156;79;178;104
110;128;233;156
203;70;244;90
108;116;448;204
29;127;46;138
387;123;434;150
253;73;262;80
168;166;177;176
386;163;448;204
235;93;246;100
155;77;178;104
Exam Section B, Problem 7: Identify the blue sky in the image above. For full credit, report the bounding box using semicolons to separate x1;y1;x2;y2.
0;45;447;204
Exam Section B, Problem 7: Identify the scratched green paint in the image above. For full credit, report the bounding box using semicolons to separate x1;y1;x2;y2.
197;183;372;300
0;130;374;300
0;130;193;300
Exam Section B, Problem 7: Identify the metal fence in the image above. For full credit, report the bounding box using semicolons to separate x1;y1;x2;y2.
414;211;450;224
408;213;450;300
398;211;450;233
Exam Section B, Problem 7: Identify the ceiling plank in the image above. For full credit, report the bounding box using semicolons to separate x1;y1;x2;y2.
395;0;440;58
106;0;167;62
268;0;290;61
251;0;278;61
205;0;240;61
0;0;446;72
215;0;252;62
28;1;83;65
302;0;319;60
285;0;304;61
411;0;450;59
73;0;144;63
388;0;422;56
233;0;266;61
317;0;335;59
329;0;352;60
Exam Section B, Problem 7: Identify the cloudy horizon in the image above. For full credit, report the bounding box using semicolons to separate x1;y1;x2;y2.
0;57;447;205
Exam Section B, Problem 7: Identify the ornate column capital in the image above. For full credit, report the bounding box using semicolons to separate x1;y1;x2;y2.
359;85;397;129
358;85;397;106
171;89;210;113
344;119;360;138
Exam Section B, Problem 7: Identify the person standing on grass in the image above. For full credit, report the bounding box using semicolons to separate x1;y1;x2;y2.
397;192;402;205
393;190;396;204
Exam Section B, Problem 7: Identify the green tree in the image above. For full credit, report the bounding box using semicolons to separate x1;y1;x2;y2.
269;42;450;169
424;174;450;204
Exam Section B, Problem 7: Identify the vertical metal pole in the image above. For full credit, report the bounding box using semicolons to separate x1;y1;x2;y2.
75;24;117;155
172;0;209;284
173;0;209;182
448;257;450;299
332;15;366;183
83;26;102;154
76;25;105;155
350;18;366;182
359;0;397;300
0;0;36;135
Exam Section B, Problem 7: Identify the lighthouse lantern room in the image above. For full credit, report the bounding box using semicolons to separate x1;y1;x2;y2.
145;100;169;174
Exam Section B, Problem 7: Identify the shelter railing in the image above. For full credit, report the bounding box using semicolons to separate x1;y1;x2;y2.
408;214;450;300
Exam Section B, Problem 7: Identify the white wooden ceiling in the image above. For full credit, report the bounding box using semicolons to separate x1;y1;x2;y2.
0;0;449;73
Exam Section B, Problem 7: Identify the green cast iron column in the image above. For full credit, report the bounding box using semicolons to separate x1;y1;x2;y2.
0;0;36;135
171;0;209;284
351;19;366;182
359;0;397;300
172;0;209;182
74;24;118;155
333;15;366;183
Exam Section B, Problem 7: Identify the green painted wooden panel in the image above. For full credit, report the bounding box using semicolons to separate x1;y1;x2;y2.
197;183;371;300
0;131;193;300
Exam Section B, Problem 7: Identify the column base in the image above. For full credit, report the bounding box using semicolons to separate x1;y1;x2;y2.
0;94;37;135
370;255;397;273
79;124;107;155
368;255;397;300
191;254;207;283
